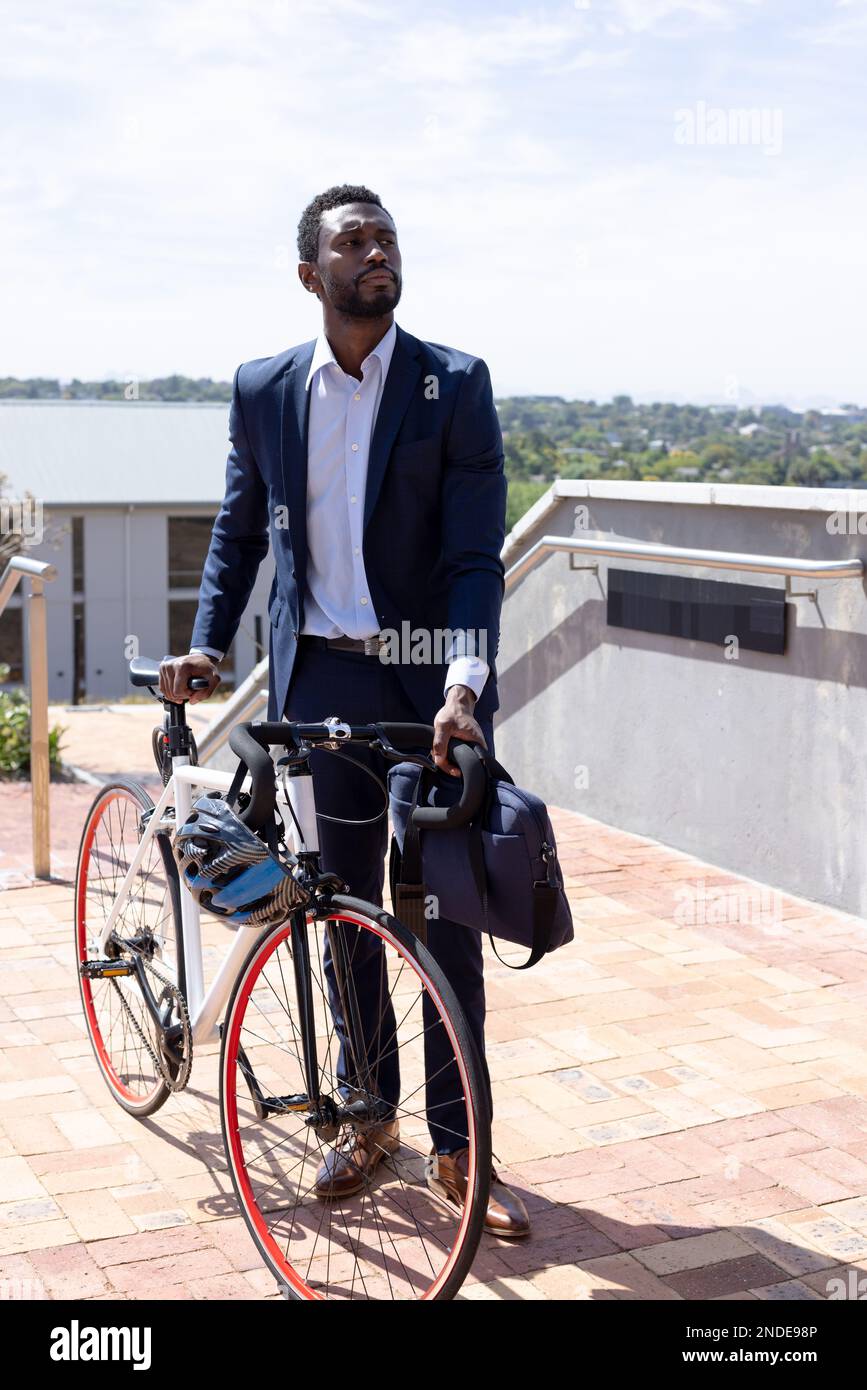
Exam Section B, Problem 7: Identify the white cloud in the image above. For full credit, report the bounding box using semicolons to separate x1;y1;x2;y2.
0;0;864;404
798;0;867;46
611;0;761;32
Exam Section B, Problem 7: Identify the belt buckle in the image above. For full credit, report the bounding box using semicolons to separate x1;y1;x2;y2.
363;636;382;657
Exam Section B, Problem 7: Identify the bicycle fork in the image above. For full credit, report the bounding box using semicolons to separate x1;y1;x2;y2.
291;908;391;1141
236;905;392;1139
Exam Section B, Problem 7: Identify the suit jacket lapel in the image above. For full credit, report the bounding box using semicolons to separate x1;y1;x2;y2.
280;342;315;581
364;325;422;534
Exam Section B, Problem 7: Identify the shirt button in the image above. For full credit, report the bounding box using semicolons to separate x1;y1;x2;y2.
354;393;361;401
351;443;359;451
354;547;360;555
360;597;368;605
350;494;357;503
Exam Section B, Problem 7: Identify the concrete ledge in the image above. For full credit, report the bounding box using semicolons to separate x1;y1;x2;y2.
502;479;867;565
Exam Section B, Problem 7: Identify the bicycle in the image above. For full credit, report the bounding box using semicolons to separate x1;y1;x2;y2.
74;656;492;1301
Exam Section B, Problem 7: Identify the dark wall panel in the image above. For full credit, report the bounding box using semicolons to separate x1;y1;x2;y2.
607;568;787;655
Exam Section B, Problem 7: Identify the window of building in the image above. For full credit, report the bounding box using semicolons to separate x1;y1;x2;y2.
168;517;217;589
72;516;84;593
72;601;85;704
0;607;23;682
168;600;235;690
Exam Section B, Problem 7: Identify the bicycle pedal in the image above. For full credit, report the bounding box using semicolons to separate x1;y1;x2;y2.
80;959;136;980
262;1093;309;1115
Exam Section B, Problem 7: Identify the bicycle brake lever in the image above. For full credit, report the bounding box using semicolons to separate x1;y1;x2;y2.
370;732;437;773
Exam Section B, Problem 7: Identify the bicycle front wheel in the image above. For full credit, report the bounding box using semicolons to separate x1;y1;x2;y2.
220;895;491;1300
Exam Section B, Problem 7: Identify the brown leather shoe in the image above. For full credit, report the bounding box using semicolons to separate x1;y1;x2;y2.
314;1120;401;1200
425;1148;531;1238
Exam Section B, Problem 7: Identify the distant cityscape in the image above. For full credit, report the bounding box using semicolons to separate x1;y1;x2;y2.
3;377;866;532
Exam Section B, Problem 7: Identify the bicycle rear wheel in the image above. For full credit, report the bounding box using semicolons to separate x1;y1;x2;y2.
220;895;491;1300
75;778;182;1117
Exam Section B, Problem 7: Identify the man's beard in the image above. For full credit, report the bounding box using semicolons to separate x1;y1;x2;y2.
322;270;402;319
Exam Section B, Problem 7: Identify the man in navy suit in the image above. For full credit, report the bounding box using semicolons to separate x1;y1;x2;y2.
160;184;529;1238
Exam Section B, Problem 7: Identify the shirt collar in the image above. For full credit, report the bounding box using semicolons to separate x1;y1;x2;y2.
306;320;397;391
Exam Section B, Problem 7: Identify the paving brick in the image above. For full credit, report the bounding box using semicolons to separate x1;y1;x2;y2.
0;1156;49;1203
199;1217;262;1272
29;1242;112;1299
573;1195;667;1250
458;1275;549;1300
105;1247;236;1295
693;1186;810;1226
736;1218;837;1276
0;1218;80;1257
187;1271;263;1300
52;1109;124;1150
55;1190;137;1242
0;1252;47;1299
570;1251;684;1300
635;1230;756;1276
752;1156;860;1206
1;1115;71;1157
87;1224;212;1269
495;1223;618;1276
663;1254;790;1298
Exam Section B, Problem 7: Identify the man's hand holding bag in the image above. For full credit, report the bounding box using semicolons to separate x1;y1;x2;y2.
388;742;574;970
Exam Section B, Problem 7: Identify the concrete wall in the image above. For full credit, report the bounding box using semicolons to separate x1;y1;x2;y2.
494;480;867;918
19;505;274;704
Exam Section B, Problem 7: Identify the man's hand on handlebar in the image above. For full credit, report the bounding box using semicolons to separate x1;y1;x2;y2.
432;684;487;777
159;651;221;705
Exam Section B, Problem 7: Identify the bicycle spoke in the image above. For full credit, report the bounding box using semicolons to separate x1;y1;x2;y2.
223;905;488;1300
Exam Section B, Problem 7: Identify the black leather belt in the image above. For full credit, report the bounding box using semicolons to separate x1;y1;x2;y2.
298;633;385;655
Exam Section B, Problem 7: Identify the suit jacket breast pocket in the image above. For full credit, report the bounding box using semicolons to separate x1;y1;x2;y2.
390;437;440;474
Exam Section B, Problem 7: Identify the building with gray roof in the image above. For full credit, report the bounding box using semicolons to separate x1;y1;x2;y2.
0;401;273;702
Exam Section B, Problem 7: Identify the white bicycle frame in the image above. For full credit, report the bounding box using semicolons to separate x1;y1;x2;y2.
96;746;320;1048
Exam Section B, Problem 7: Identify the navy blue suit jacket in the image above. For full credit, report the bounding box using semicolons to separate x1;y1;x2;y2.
191;323;507;725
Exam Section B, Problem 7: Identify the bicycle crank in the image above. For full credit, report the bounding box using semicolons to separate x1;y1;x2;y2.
81;939;193;1094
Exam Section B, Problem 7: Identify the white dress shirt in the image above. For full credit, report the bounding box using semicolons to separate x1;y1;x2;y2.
301;321;394;639
193;323;489;699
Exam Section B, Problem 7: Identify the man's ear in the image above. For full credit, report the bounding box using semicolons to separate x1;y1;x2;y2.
297;262;320;294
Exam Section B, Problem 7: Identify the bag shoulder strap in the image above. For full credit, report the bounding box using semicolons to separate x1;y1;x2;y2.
391;763;431;945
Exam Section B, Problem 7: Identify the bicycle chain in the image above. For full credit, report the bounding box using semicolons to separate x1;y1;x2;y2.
107;939;193;1093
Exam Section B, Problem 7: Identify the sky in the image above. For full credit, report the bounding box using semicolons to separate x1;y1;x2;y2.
1;0;866;406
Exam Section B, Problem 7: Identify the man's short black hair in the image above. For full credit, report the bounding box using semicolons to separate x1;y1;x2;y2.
296;183;391;263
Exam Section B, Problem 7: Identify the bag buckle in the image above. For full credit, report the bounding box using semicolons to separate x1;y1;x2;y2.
540;840;559;887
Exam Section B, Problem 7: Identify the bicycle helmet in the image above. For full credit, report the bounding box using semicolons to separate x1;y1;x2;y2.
172;795;309;927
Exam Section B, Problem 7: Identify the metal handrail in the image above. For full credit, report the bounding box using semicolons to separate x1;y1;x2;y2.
193;536;864;763
0;553;57;608
0;555;58;878
505;535;865;589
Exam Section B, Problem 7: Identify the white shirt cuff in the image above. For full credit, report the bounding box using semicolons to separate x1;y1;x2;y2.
444;656;489;700
190;646;224;662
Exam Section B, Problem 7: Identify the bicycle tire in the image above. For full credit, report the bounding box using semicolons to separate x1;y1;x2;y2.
75;777;183;1118
219;893;492;1301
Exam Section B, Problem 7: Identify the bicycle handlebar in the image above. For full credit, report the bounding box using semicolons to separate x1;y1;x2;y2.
227;723;281;832
411;741;486;830
226;719;487;836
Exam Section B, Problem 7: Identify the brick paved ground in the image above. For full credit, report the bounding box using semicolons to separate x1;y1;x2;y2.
2;706;867;1300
